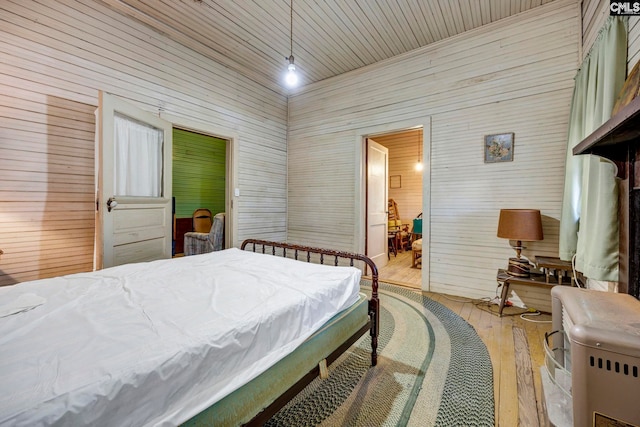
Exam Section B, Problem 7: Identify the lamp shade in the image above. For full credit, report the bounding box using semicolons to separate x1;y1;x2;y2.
497;209;543;241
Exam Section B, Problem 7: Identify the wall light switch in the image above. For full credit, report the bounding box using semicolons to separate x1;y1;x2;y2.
234;188;240;197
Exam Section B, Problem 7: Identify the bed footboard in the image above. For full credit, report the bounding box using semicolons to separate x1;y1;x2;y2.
240;239;379;366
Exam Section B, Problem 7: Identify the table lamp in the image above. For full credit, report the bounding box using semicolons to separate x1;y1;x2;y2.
497;209;543;277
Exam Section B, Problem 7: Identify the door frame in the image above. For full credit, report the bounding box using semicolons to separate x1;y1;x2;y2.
159;113;238;249
354;117;431;292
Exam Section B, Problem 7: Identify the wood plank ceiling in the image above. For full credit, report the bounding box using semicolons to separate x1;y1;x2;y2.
100;0;558;93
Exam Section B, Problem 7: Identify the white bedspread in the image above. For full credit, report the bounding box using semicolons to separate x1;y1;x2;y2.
0;248;361;426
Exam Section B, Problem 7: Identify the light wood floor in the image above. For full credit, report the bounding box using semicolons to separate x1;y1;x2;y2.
376;250;552;427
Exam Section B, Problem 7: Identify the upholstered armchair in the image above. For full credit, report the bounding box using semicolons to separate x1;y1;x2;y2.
184;212;225;256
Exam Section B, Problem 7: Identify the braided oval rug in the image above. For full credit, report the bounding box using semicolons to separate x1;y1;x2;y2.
265;282;494;427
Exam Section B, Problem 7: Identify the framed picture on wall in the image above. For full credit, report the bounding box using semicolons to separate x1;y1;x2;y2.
390;175;401;189
484;133;514;163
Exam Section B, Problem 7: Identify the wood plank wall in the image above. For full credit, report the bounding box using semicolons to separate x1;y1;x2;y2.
582;0;609;56
172;129;226;219
0;96;95;285
582;1;640;69
372;130;423;223
287;0;579;300
629;18;640;70
0;0;287;284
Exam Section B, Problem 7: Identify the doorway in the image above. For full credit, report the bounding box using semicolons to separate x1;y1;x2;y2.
371;129;423;289
357;117;431;291
172;128;227;255
96;95;237;268
159;113;237;251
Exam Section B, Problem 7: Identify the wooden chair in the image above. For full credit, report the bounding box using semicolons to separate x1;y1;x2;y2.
397;225;411;251
192;208;213;233
388;199;411;251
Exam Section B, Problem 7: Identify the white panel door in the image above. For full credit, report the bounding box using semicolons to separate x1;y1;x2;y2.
366;138;388;269
98;92;173;269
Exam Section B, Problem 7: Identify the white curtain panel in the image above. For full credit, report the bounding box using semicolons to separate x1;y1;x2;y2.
114;113;163;197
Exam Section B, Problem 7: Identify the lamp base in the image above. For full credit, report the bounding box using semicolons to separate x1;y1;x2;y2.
507;257;531;277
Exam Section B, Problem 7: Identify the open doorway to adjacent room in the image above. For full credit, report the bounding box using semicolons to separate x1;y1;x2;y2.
372;128;424;289
172;128;228;256
370;129;424;289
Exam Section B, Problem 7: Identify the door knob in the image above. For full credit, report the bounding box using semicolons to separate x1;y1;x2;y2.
107;197;118;212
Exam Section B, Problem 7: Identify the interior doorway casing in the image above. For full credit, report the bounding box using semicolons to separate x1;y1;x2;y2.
160;113;239;249
355;117;431;292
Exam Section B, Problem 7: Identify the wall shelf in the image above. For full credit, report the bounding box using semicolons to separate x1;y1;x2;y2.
573;96;640;156
571;95;640;299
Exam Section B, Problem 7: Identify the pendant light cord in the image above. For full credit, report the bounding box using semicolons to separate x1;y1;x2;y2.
284;0;298;87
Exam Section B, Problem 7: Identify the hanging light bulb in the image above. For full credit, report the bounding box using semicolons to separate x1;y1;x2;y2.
285;55;298;87
284;0;298;87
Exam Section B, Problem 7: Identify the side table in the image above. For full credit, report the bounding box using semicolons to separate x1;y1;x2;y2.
496;269;572;317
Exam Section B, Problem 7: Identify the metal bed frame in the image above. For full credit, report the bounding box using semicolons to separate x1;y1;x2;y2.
238;239;379;426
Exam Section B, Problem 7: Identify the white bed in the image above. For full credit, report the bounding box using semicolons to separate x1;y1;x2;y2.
0;247;362;427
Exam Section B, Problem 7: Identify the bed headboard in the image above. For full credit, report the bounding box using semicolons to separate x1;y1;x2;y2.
240;238;380;366
240;239;377;273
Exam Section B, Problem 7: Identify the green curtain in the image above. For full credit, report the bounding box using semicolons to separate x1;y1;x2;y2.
559;17;628;282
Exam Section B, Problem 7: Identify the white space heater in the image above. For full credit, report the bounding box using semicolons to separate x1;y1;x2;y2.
542;286;640;427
